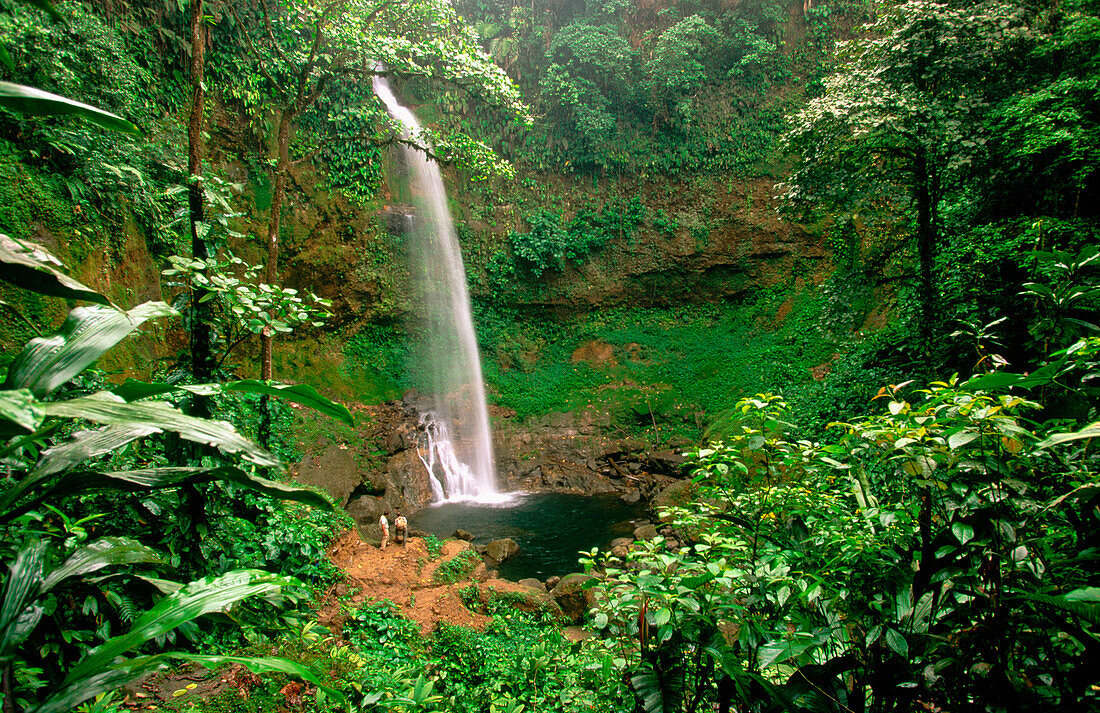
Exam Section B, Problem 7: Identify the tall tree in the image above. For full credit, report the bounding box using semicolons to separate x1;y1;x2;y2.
781;0;1028;361
187;0;214;384
223;0;523;381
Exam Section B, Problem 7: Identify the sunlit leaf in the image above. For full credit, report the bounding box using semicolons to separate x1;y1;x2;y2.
0;82;141;135
5;303;177;398
0;235;111;306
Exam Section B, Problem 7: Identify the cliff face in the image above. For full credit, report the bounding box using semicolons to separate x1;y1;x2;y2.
271;169;827;327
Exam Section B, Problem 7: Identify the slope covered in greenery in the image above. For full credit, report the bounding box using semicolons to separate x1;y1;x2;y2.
0;0;1098;710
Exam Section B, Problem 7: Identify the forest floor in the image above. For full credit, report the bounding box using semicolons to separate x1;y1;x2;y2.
120;530;540;709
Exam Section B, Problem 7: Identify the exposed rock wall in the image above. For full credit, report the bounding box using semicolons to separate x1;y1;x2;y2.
294;392;695;534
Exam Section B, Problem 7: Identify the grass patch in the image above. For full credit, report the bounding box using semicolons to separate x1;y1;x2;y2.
433;550;481;584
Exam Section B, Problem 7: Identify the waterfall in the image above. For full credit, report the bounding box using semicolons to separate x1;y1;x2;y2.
372;72;501;502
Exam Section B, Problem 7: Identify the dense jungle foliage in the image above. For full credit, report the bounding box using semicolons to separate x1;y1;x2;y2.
0;0;1098;709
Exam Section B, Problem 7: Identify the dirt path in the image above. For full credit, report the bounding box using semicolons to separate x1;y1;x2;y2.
317;529;538;636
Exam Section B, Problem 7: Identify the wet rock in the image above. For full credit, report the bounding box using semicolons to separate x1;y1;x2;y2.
383;449;436;509
611;546;630;558
518;578;546;592
611;537;634;549
453;529;475;541
620;490;641;504
634;523;660;541
486;538;521;564
551;573;596;623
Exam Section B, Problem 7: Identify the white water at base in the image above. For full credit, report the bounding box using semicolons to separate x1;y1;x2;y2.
416;413;515;504
372;73;501;503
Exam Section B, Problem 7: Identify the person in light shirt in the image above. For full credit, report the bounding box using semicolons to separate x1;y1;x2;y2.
379;512;390;549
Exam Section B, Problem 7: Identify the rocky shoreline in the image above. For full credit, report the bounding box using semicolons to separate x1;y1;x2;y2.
294;391;696;533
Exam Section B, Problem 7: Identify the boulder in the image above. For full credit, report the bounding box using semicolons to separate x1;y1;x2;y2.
469;583;561;617
453;529;475;541
610;537;634;549
518;578;547;592
652;479;699;512
346;496;388;539
295;445;363;507
642;450;689;477
633;523;660;541
485;538;521;564
551;573;596;623
384;449;435;508
545;575;561;590
620;490;642;504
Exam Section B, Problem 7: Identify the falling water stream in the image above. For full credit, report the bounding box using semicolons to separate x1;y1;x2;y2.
372;73;503;503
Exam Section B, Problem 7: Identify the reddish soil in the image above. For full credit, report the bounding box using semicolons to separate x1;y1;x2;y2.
320;530;497;635
121;530;543;710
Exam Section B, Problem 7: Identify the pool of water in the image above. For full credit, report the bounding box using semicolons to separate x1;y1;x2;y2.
408;492;649;581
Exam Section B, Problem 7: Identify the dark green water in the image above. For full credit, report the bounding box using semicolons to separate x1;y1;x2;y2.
408;493;648;581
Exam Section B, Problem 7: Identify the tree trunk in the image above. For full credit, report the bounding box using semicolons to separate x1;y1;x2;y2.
3;663;17;713
188;0;214;386
261;111;291;382
914;146;937;366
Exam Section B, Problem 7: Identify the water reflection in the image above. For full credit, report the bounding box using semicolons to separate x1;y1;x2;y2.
408;493;648;581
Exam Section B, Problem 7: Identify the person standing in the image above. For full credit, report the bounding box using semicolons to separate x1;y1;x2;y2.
394;512;408;546
379;512;390;549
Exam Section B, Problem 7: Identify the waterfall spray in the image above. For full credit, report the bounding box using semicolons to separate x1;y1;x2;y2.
372;72;500;502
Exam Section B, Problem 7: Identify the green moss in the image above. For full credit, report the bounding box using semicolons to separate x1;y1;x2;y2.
476;285;838;440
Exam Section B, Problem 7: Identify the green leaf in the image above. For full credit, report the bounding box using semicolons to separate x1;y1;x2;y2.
947;430;980;450
0;82;141;135
42;537;164;592
0;235;111;306
1037;421;1100;449
884;628;908;658
0;540;47;660
29;424;158;479
112;379;354;426
61;570;294;685
1046;482;1100;510
0;389;45;432
5;303;178;398
158;653;345;703
952;522;975;545
49;466;333;511
27;660;167;713
43;393;278;467
960;372;1027;391
1066;587;1100;603
1015;590;1100;627
630;666;669;713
